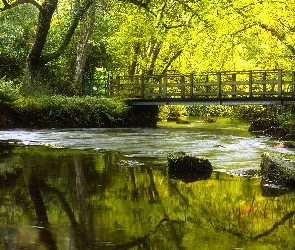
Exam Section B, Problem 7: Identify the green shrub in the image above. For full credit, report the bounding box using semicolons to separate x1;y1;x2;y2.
231;105;266;120
277;103;295;135
0;78;21;104
12;96;131;127
158;105;187;121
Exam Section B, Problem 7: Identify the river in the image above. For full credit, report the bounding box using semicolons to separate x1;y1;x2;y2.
1;118;295;249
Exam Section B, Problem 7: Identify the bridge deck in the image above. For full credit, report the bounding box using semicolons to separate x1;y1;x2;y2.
107;70;295;105
126;97;295;106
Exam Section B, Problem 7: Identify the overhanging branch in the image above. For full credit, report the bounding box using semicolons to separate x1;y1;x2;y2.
40;0;95;65
0;0;41;11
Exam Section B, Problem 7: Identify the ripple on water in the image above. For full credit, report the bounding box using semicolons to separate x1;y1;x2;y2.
1;120;294;170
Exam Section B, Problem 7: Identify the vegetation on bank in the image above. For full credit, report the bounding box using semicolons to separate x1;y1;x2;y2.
158;105;267;122
1;96;129;128
0;80;158;127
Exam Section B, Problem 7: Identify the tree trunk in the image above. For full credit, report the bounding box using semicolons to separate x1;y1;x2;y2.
28;0;58;79
74;4;95;94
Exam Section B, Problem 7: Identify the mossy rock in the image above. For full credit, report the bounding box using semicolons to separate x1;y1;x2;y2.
260;153;295;186
167;154;213;182
167;154;213;172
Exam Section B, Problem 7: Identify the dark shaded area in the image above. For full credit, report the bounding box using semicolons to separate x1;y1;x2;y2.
125;105;159;127
248;117;280;134
169;171;212;183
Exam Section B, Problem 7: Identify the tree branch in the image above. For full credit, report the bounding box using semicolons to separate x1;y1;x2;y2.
161;49;183;74
119;0;150;9
0;0;41;11
40;0;95;65
259;23;295;55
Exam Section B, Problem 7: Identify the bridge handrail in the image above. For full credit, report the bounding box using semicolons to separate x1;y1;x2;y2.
107;70;295;100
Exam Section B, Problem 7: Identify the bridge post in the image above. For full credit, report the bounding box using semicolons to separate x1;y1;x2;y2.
190;74;194;98
180;75;185;98
262;72;266;97
249;71;253;98
217;72;222;99
140;75;145;98
232;73;236;98
116;76;120;95
278;69;283;98
163;74;167;98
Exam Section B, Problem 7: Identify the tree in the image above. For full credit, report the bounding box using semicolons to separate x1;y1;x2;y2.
106;0;183;75
0;0;94;85
0;4;37;81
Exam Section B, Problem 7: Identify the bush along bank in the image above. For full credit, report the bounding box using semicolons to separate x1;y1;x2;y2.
248;103;295;140
0;96;158;128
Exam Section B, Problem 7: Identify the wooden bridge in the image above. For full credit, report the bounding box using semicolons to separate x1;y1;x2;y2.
105;70;295;105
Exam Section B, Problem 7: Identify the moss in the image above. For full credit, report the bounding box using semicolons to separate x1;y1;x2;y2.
260;152;295;186
167;154;213;182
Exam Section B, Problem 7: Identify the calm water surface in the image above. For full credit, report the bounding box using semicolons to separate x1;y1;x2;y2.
1;118;295;249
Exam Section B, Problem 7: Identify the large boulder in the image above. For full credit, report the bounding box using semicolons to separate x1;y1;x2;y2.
167;154;213;182
260;153;295;187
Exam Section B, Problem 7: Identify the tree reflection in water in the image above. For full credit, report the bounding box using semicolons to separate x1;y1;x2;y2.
1;144;295;249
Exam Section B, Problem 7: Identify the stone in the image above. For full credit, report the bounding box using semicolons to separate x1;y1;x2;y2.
167;154;213;182
260;153;295;186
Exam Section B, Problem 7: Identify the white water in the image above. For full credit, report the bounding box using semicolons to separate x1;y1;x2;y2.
1;118;294;171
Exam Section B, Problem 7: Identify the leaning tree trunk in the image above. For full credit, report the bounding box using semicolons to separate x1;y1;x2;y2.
28;0;58;82
74;4;95;95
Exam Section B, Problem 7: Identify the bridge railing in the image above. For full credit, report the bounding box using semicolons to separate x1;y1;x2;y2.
108;70;295;99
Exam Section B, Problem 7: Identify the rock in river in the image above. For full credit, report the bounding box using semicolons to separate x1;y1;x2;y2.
260;153;295;187
167;153;213;182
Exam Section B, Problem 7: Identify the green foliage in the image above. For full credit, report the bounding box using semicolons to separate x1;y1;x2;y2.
231;105;267;120
158;105;187;121
12;96;130;127
0;5;37;81
277;103;295;135
0;78;21;104
185;105;229;117
186;105;266;120
248;117;280;133
2;0;295;95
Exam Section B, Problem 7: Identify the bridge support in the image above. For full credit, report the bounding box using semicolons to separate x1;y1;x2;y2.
126;105;159;127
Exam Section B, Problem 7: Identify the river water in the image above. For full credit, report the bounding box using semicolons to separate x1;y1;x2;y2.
1;118;295;249
1;118;292;171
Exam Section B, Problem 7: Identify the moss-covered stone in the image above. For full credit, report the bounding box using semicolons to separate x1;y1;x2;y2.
167;153;213;182
260;153;295;186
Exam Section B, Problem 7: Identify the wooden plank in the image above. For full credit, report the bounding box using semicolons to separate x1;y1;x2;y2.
192;92;218;96
193;82;218;86
140;75;145;98
190;74;194;98
249;71;253;98
278;69;283;98
221;81;249;86
221;92;249;96
217;72;221;98
163;75;167;98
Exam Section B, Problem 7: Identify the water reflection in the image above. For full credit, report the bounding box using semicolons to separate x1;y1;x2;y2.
1;144;295;249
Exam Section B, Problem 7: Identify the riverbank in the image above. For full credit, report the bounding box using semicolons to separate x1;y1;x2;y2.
0;96;159;128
